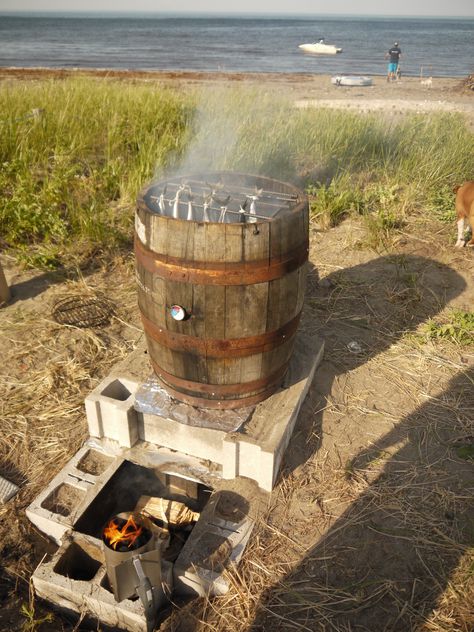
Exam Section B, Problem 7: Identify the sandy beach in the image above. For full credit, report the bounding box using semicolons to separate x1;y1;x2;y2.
1;66;473;121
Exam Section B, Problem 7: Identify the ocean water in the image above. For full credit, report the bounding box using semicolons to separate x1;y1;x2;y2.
0;13;472;77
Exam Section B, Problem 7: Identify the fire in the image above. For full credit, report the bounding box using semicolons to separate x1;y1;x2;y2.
103;514;143;550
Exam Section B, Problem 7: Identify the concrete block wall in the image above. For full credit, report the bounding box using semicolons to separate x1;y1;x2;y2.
85;376;140;448
32;531;173;632
26;445;123;545
83;337;324;492
174;491;254;597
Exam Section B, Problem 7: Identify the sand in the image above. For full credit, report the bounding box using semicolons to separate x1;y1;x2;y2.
1;66;473;121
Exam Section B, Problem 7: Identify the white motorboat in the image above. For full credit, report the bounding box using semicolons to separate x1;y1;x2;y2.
298;41;342;55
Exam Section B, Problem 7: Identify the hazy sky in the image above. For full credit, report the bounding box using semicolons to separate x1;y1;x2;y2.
0;0;473;16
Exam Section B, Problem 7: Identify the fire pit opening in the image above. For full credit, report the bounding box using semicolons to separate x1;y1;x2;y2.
74;461;211;557
53;541;101;582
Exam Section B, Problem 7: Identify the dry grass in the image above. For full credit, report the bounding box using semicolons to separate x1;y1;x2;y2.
1;212;473;631
0;259;139;497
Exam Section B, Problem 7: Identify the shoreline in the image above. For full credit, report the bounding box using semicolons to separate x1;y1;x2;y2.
1;66;472;120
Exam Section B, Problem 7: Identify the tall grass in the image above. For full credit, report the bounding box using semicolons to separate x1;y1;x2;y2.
1;78;473;267
0;78;191;266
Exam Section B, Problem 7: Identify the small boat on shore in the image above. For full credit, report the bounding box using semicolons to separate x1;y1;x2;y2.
331;75;373;87
299;42;342;55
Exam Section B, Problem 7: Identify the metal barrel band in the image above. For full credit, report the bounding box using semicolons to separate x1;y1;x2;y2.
151;379;281;410
134;234;309;286
140;311;301;358
150;359;287;398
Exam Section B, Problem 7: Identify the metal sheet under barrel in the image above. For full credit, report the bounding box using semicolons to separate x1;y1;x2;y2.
135;172;309;409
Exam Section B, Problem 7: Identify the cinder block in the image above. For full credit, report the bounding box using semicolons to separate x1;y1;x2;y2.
81;333;324;492
174;490;254;597
220;440;238;480
221;437;274;491
32;531;173;632
139;413;225;464
27;445;123;544
0;475;19;503
222;336;325;491
85;376;140;448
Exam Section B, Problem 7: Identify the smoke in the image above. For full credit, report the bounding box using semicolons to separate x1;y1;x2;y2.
155;85;295;182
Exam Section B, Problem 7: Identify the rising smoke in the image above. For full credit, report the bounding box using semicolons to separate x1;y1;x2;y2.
155;85;296;182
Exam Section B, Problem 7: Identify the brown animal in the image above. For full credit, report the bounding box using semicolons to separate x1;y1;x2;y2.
454;181;474;247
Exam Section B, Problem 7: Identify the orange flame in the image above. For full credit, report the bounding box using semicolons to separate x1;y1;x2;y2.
103;515;143;550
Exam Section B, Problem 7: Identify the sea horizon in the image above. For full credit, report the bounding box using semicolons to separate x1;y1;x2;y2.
1;13;472;77
1;11;473;19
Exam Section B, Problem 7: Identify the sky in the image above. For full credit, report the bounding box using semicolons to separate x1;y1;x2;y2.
0;0;473;16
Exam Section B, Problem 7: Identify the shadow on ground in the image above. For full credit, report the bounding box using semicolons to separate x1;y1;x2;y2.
250;254;472;631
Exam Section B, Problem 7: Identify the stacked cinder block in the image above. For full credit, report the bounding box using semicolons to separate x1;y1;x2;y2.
32;531;173;632
26;445;123;544
85;376;140;448
174;490;254;597
83;335;324;492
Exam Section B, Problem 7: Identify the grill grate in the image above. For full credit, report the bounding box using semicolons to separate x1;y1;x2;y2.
52;296;115;328
143;175;301;224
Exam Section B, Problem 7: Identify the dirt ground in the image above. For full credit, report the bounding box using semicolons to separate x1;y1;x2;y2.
0;70;473;631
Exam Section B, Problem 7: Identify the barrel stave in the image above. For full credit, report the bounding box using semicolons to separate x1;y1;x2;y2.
135;172;308;408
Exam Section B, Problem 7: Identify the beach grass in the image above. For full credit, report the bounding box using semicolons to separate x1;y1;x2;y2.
1;78;473;266
0;78;191;266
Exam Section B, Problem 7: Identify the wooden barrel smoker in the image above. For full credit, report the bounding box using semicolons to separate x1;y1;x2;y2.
135;172;309;409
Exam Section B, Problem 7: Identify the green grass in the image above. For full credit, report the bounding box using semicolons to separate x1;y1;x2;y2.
422;310;474;346
1;78;473;267
0;78;191;265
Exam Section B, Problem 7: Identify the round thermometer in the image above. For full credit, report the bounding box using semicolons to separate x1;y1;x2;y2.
170;305;187;321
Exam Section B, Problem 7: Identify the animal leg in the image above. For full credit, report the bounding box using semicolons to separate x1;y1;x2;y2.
466;223;474;247
455;217;465;247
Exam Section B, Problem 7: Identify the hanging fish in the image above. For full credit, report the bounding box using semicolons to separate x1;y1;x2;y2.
171;185;184;219
219;206;228;223
248;195;258;223
202;195;211;222
239;199;248;224
158;185;167;215
186;191;194;221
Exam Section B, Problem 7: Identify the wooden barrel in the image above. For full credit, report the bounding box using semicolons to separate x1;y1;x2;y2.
135;172;309;409
0;260;10;306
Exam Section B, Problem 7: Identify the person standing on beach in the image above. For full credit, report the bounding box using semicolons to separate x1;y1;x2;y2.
385;41;401;82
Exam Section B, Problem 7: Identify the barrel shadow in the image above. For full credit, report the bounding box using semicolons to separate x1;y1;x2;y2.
281;253;467;476
250;254;472;631
252;367;473;631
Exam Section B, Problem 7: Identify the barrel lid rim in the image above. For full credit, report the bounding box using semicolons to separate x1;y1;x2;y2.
137;171;308;221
